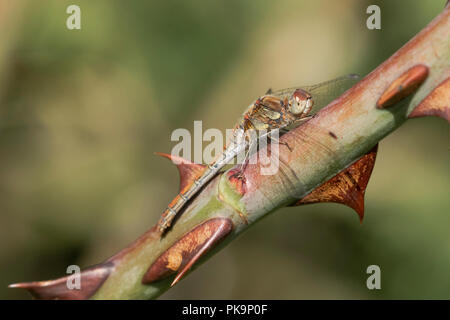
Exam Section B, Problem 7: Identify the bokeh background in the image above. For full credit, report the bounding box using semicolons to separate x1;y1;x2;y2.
0;0;448;299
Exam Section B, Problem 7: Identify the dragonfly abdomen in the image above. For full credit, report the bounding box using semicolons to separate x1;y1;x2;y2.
157;138;248;233
158;166;218;232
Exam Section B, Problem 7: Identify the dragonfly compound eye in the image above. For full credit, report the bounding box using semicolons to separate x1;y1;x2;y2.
289;89;313;116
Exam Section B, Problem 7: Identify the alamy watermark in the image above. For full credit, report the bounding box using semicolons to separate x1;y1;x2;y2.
66;265;81;290
170;121;281;176
366;264;381;290
366;5;381;30
66;5;81;30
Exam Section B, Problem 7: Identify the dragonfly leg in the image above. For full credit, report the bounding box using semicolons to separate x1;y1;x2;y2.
236;210;248;225
269;135;292;152
238;138;257;173
238;150;250;173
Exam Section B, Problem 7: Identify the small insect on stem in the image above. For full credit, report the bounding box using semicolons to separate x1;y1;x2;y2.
156;75;359;233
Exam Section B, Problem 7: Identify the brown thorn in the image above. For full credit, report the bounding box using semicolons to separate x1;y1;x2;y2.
408;77;450;122
377;65;429;109
171;219;233;286
142;218;233;285
291;144;378;223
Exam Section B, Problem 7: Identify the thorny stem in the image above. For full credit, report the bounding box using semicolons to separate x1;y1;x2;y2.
10;5;450;300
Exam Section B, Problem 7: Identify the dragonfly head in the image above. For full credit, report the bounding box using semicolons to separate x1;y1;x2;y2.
288;89;313;116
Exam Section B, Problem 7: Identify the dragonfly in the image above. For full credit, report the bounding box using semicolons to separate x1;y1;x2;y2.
157;74;359;233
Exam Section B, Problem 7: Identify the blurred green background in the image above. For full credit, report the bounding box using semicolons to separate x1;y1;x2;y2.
0;0;448;299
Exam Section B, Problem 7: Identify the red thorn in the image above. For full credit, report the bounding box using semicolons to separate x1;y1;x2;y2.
9;263;113;300
155;152;207;191
291;144;378;223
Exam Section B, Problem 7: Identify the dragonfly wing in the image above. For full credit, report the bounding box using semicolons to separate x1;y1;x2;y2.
305;74;360;114
279;115;313;132
270;74;360;115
